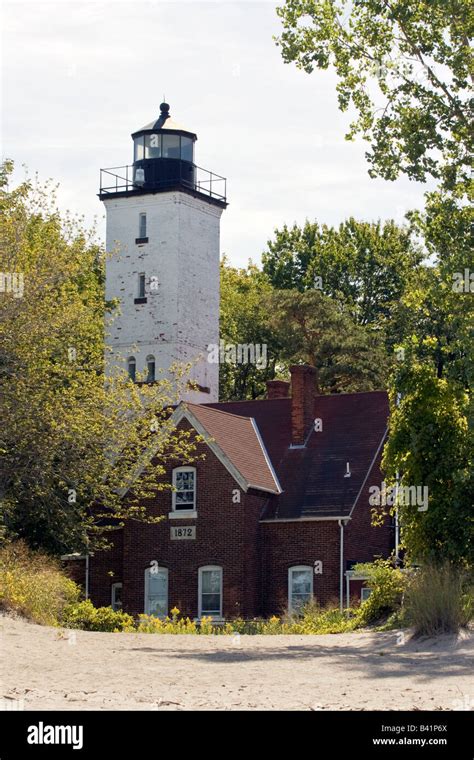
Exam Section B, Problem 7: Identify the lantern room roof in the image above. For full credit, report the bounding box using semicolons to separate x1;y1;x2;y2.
132;102;197;139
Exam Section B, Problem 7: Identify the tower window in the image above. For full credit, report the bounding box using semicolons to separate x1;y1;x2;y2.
146;355;156;383
127;356;136;382
139;213;147;239
134;273;147;304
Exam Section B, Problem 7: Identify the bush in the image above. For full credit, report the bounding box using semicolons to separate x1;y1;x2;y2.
62;599;135;632
405;563;473;636
0;540;81;625
354;559;408;626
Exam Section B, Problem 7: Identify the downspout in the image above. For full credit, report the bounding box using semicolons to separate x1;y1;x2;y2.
85;552;89;600
338;519;345;613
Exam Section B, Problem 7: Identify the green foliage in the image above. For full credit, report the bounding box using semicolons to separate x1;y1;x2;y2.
276;0;472;191
405;563;473;636
62;599;135;632
268;289;390;393
382;364;473;565
262;218;422;329
0;540;81;625
354;559;408;626
219;257;278;400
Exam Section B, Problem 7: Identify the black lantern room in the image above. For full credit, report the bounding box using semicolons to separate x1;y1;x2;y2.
131;102;197;192
99;102;226;206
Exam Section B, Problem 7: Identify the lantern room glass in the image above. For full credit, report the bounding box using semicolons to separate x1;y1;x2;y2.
134;134;195;163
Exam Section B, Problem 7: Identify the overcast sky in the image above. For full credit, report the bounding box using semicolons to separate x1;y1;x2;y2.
2;1;430;267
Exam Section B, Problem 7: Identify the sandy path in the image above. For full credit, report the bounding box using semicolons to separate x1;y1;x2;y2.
1;615;472;711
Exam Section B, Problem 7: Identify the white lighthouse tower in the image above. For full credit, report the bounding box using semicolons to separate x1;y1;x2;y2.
100;102;227;403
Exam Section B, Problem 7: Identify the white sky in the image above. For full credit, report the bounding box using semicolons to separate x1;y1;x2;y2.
1;0;430;267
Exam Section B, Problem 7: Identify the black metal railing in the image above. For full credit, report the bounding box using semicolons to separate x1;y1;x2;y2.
99;162;226;203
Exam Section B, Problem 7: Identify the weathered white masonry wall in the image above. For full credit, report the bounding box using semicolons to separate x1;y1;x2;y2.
104;190;223;403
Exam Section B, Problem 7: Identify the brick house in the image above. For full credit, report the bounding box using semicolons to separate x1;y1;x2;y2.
65;364;393;620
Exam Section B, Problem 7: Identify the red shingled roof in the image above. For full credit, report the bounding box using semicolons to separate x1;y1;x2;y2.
205;391;389;520
178;403;281;494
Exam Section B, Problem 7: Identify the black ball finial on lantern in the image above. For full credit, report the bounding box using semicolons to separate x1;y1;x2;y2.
160;102;170;115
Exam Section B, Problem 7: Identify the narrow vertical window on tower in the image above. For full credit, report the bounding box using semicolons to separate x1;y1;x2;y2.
127;357;136;382
139;213;147;238
138;273;146;299
146;355;156;383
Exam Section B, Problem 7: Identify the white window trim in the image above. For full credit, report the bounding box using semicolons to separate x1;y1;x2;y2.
144;566;169;618
171;466;196;515
361;587;372;602
111;582;122;611
288;565;314;614
139;213;147;238
198;565;223;620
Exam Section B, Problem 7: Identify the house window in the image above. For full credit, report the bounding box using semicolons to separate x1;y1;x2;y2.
361;587;372;602
127;356;136;382
144;566;168;618
146;355;155;383
172;467;196;512
198;566;222;619
288;566;313;614
111;582;122;611
139;213;147;239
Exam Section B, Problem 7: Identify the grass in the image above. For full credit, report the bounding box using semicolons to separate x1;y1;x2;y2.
405;563;473;637
0;540;81;625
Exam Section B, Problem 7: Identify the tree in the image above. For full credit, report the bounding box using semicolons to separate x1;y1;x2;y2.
275;1;472;565
382;364;473;566
219;257;280;400
0;163;200;555
262;217;422;328
276;0;472;192
269;289;390;393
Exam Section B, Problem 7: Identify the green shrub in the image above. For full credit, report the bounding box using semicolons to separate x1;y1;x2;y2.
0;540;81;625
405;563;473;636
62;599;135;632
354;559;408;626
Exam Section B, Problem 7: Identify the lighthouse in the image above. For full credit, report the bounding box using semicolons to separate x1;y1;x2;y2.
99;102;227;403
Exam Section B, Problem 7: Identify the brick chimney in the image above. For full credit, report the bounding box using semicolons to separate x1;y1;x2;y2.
266;379;290;399
290;364;317;446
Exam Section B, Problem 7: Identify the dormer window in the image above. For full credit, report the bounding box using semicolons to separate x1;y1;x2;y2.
172;466;196;513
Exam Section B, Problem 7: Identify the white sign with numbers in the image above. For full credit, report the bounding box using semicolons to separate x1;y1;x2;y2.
170;526;196;540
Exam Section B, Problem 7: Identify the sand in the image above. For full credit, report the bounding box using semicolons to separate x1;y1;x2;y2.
1;614;472;711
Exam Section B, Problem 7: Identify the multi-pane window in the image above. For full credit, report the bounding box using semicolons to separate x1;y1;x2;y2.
138;213;147;239
111;583;122;611
199;566;222;619
138;273;146;298
172;467;196;512
127;356;136;382
146;355;155;383
288;566;313;614
144;567;168;618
